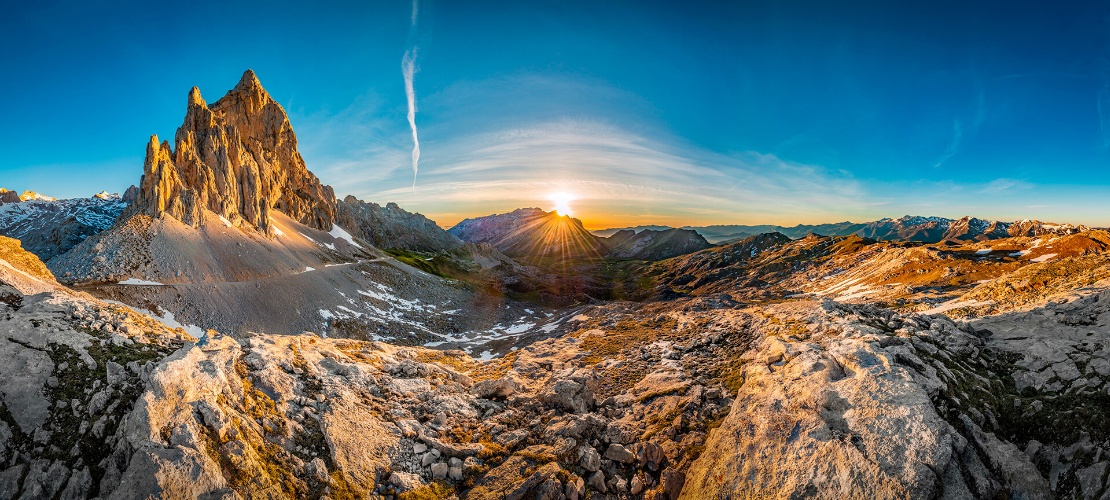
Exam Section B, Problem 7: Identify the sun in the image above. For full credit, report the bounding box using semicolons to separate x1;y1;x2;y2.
549;191;575;216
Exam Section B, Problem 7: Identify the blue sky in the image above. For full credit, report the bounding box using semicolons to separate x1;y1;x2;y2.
2;0;1110;228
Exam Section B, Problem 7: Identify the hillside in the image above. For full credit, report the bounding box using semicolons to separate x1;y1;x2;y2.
42;72;554;354
0;193;128;261
6;68;1110;500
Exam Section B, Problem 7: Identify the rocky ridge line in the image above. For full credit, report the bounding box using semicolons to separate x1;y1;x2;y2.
130;70;336;236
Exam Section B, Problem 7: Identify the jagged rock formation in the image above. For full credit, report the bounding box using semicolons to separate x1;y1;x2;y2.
18;190;55;202
0;193;128;262
683;301;1055;498
129;70;335;235
857;215;954;242
1008;219;1089;237
942;216;1011;241
336;195;463;253
0;189;19;205
602;229;711;261
9;208;1110;498
121;185;139;204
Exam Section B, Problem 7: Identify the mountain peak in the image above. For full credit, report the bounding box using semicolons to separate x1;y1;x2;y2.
235;68;262;91
187;86;206;108
129;71;335;234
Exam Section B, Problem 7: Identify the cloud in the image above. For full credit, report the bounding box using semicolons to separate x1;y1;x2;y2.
402;49;420;189
978;178;1032;194
933;119;963;168
360;119;869;227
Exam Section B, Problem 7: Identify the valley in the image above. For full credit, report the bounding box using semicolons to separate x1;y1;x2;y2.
2;71;1110;500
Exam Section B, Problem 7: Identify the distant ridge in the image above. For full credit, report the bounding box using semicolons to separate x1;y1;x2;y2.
450;208;710;261
594;215;1089;244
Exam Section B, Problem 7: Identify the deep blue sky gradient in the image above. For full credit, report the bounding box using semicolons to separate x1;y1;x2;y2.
3;0;1110;226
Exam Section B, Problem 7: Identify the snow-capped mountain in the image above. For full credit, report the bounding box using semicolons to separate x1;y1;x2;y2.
0;193;128;261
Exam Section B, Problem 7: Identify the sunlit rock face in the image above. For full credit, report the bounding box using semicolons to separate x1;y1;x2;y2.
131;69;336;236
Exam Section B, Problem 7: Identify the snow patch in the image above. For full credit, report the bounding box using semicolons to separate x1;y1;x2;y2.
475;350;496;361
328;225;364;249
1030;253;1057;263
118;278;164;286
975;248;992;255
502;322;535;334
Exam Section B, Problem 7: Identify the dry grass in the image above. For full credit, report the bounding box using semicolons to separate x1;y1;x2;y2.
397;481;456;500
414;349;478;375
466;350;519;382
962;253;1110;311
578;315;679;365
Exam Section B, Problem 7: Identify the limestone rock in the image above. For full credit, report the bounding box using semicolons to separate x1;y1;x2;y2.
336;196;463;253
130;70;336;235
603;443;635;463
0;189;20;205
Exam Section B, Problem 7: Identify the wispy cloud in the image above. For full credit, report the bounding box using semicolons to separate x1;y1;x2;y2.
402;49;420;189
361;119;868;227
933;78;987;169
294;73;1110;228
978;178;1032;194
933;119;963;168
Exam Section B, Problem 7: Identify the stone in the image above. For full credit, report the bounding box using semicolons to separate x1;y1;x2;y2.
413;442;427;454
588;470;606;493
305;458;329;484
430;462;449;480
661;469;685;500
541;377;595;413
389;471;425;492
604;443;635;463
471;376;522;399
580;446;601;472
448;465;464;481
635;441;665;471
630;474;644;494
1075;461;1108;499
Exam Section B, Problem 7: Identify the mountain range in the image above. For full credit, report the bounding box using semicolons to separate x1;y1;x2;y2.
2;70;1110;499
448;208;711;262
597;215;1090;244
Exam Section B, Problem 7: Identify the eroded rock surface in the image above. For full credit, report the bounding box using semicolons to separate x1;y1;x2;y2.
130;70;335;235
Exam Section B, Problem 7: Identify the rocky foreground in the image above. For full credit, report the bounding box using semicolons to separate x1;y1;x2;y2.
3;232;1110;499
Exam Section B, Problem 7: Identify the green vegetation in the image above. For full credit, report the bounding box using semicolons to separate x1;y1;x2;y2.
385;248;461;279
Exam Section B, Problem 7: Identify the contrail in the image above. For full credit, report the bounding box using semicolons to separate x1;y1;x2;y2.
404;0;420;189
403;49;420;189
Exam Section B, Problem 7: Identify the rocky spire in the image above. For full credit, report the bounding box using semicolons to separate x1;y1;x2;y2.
130;69;336;234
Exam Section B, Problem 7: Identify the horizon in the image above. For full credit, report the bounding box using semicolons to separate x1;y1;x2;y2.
4;1;1110;228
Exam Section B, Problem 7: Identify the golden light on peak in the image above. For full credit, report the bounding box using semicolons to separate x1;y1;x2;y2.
549;191;575;216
